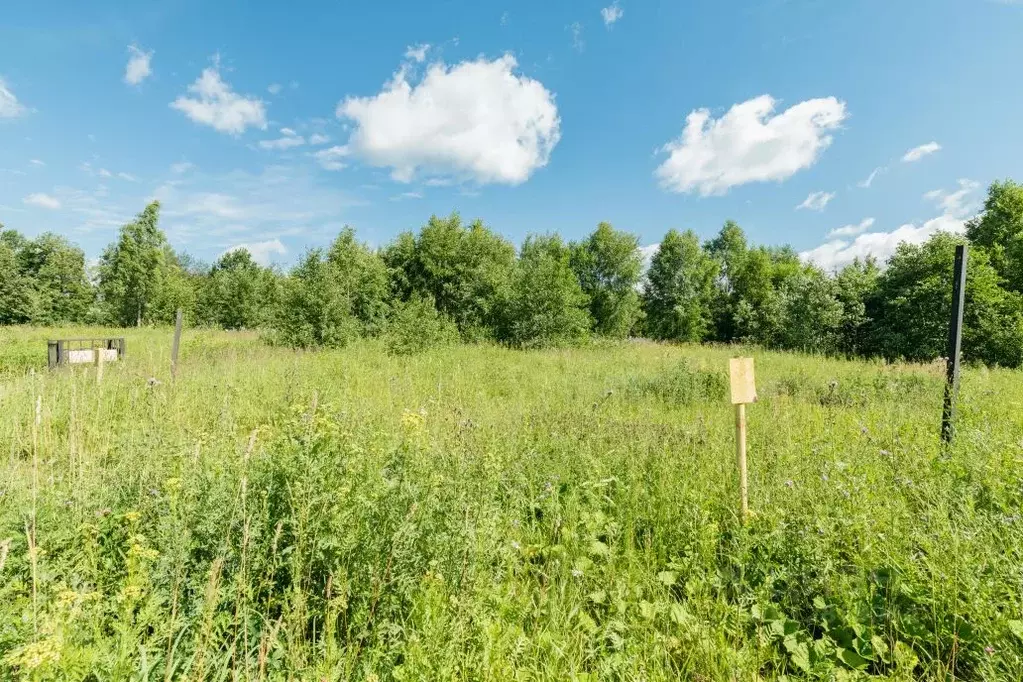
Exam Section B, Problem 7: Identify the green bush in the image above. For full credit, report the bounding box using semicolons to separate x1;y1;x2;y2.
385;296;459;356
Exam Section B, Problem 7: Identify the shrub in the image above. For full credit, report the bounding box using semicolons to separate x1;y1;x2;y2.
385;296;459;356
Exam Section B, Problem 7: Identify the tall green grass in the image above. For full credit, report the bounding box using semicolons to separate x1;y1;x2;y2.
0;327;1021;680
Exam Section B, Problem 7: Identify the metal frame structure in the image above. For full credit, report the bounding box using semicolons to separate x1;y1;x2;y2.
47;337;126;369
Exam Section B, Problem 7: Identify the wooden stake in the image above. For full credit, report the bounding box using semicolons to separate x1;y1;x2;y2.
171;308;183;382
729;357;756;522
95;346;104;385
735;402;748;520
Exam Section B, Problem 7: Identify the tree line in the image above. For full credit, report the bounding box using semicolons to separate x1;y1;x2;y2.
2;180;1023;364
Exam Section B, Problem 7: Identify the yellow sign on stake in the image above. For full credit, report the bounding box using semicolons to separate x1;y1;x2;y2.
729;357;757;405
728;358;756;521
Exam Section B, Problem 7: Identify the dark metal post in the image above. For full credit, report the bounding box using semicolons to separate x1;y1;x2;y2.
941;244;968;443
47;341;58;369
171;308;183;381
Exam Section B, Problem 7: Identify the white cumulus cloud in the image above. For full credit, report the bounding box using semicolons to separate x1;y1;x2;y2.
124;44;153;86
308;133;330;145
267;83;282;95
902;141;941;163
655;94;847;196
0;77;27;118
171;63;267;135
827;217;875;239
602;2;624;27
336;54;560;185
796;191;834;211
223;238;287;266
23;193;61;210
801;180;979;271
29;159;44;167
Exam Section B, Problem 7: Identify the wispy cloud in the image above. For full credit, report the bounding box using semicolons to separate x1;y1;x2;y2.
857;166;886;188
923;178;980;215
23;192;62;210
802;180;979;271
827;217;875;239
796;191;835;212
0;77;27;118
569;22;584;51
902;141;941;163
601;2;624;27
259;128;306;150
404;44;430;63
124;44;154;86
152;163;364;254
313;145;349;171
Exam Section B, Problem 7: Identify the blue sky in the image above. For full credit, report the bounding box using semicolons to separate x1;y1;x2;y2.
2;0;1022;270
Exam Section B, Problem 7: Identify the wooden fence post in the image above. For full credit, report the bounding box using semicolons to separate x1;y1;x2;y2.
95;346;104;385
941;245;967;444
171;309;183;382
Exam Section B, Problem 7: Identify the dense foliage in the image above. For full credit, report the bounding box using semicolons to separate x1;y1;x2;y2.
4;179;1023;365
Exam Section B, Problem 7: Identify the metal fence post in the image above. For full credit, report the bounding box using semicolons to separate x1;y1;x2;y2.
941;244;968;444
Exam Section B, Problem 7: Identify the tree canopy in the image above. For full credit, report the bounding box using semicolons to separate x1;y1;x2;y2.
5;180;1023;366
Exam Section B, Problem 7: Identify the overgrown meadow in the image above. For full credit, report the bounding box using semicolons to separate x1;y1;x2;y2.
1;327;1022;680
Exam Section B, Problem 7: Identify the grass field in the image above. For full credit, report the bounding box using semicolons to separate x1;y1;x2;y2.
1;326;1022;680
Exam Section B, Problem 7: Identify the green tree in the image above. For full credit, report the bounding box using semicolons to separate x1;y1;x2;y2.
17;233;94;324
705;220;748;288
833;258;881;356
730;247;781;344
270;250;361;348
326;227;390;336
383;214;515;339
867;233;1023;367
268;229;389;348
773;266;843;353
98;201;169;326
199;249;281;329
148;246;199;325
965;179;1023;291
642;229;719;342
569;222;643;337
705;220;749;340
500;235;591;348
0;235;35;324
